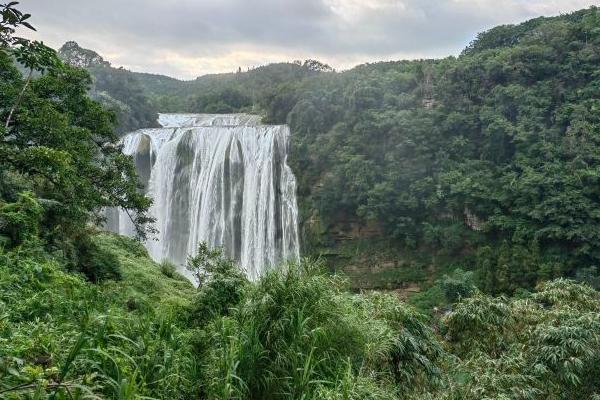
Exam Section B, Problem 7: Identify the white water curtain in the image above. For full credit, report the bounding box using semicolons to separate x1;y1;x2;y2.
109;114;300;280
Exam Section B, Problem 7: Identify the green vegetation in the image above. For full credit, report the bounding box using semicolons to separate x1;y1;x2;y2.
438;280;600;399
126;6;600;293
2;233;599;399
0;233;198;399
1;2;153;272
199;261;442;400
65;6;600;293
58;42;158;134
2;2;600;399
270;6;600;293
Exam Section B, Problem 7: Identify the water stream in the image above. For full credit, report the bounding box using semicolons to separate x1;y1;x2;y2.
107;113;300;280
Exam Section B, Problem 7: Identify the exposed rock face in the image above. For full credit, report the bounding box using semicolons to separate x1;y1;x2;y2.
464;208;485;231
58;41;110;68
328;218;383;242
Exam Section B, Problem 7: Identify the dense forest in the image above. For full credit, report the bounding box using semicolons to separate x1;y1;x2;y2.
63;7;600;294
57;42;158;134
2;1;600;399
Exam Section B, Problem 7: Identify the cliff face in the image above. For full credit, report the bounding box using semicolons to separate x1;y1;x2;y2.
58;41;110;68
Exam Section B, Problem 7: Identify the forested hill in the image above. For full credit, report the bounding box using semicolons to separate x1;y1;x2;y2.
58;41;159;133
276;5;600;293
3;2;600;398
64;6;600;292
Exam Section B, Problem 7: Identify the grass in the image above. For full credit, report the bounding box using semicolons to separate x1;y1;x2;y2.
95;233;195;309
3;232;598;399
0;233;198;399
200;260;443;399
0;234;445;399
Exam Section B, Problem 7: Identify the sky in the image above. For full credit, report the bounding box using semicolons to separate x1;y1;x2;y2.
18;0;600;80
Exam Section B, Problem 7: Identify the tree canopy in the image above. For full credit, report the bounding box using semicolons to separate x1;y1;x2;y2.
0;3;153;262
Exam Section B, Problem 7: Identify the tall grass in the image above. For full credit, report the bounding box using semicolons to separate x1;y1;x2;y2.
200;260;442;399
0;235;199;400
1;236;442;399
4;235;600;399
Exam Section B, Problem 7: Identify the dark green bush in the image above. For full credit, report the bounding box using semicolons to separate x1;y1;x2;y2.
440;268;476;303
160;259;178;278
188;243;248;326
72;235;122;282
0;191;43;247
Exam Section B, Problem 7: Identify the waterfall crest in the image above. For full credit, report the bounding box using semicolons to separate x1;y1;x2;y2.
109;113;300;280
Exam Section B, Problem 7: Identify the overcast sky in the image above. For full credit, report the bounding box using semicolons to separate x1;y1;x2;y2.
19;0;600;80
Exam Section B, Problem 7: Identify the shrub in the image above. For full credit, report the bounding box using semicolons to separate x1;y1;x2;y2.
72;235;122;282
0;191;43;246
188;243;248;327
160;259;178;278
202;260;442;399
439;280;600;399
443;293;513;356
440;268;476;303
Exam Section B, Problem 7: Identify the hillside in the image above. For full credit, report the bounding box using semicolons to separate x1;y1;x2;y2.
59;42;335;120
2;233;600;398
58;42;159;133
70;6;600;292
3;2;600;398
0;233;200;398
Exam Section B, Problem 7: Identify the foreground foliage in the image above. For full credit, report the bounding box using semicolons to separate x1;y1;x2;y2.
0;234;197;399
1;236;599;399
1;3;153;280
440;280;600;399
200;261;442;399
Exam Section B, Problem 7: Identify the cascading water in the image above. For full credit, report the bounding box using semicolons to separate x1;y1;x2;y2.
108;113;300;281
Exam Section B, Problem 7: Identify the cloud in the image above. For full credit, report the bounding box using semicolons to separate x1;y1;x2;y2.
18;0;600;79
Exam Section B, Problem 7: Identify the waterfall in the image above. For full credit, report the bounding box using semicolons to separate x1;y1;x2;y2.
109;113;300;281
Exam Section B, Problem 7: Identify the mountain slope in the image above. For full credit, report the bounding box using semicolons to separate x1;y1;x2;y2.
58;42;159;133
56;6;600;291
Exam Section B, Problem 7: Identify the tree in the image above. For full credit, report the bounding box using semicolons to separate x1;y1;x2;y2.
0;3;153;249
302;59;334;73
5;39;60;130
1;2;60;130
0;1;34;47
187;242;247;326
186;242;231;286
